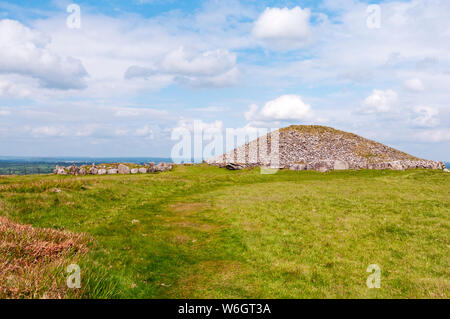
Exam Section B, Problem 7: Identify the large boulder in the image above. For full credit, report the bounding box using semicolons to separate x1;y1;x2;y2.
69;164;79;175
138;167;147;174
97;168;107;175
307;160;333;172
89;167;98;175
155;162;173;172
118;164;130;174
56;167;67;175
333;160;349;170
388;161;404;170
289;163;307;171
78;167;87;175
107;168;118;174
147;162;156;173
54;165;66;175
131;168;138;174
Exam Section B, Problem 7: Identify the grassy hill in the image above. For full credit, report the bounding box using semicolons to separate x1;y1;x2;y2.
0;165;449;298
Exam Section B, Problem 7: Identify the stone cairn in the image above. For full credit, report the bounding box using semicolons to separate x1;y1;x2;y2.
53;162;174;176
206;125;446;172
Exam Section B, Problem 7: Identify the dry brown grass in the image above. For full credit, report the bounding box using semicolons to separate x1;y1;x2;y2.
169;202;210;215
0;216;89;299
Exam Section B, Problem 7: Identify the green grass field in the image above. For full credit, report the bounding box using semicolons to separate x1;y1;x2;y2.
0;165;449;298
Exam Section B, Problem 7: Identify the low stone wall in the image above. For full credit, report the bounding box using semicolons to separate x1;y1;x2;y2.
53;162;174;175
214;159;445;172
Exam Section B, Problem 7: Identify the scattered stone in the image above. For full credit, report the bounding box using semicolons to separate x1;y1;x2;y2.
155;162;173;172
131;219;140;224
50;162;175;176
50;188;61;193
118;164;130;174
444;168;449;173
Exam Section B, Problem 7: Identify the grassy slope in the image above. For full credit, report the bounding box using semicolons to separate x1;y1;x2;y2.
0;165;448;298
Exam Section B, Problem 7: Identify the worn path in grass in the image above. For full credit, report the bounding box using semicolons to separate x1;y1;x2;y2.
0;165;448;298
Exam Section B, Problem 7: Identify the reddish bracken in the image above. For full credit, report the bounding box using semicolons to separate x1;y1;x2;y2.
0;216;88;299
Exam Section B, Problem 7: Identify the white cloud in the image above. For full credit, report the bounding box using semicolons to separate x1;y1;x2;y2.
0;75;34;98
174;119;224;132
29;126;67;137
124;47;239;88
113;107;169;118
189;106;229;112
179;66;240;88
245;95;314;127
135;125;154;140
252;7;311;50
161;47;235;76
360;89;398;114
411;106;439;127
0;19;88;90
415;129;450;143
404;78;424;92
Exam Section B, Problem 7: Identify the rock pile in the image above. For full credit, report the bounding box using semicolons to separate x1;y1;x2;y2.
53;162;174;175
206;125;445;172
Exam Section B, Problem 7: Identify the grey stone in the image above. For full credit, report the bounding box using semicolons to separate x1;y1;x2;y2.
138;167;147;173
118;164;130;174
307;160;332;172
147;162;155;173
89;167;98;175
107;168;118;174
289;163;306;171
333;160;349;170
131;168;138;174
205;126;444;171
69;164;79;175
155;162;173;172
97;168;107;175
388;161;404;170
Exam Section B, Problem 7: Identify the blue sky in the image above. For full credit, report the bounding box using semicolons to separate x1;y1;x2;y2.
0;0;449;161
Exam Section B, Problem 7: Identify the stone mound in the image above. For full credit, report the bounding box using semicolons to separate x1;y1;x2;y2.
206;125;444;171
